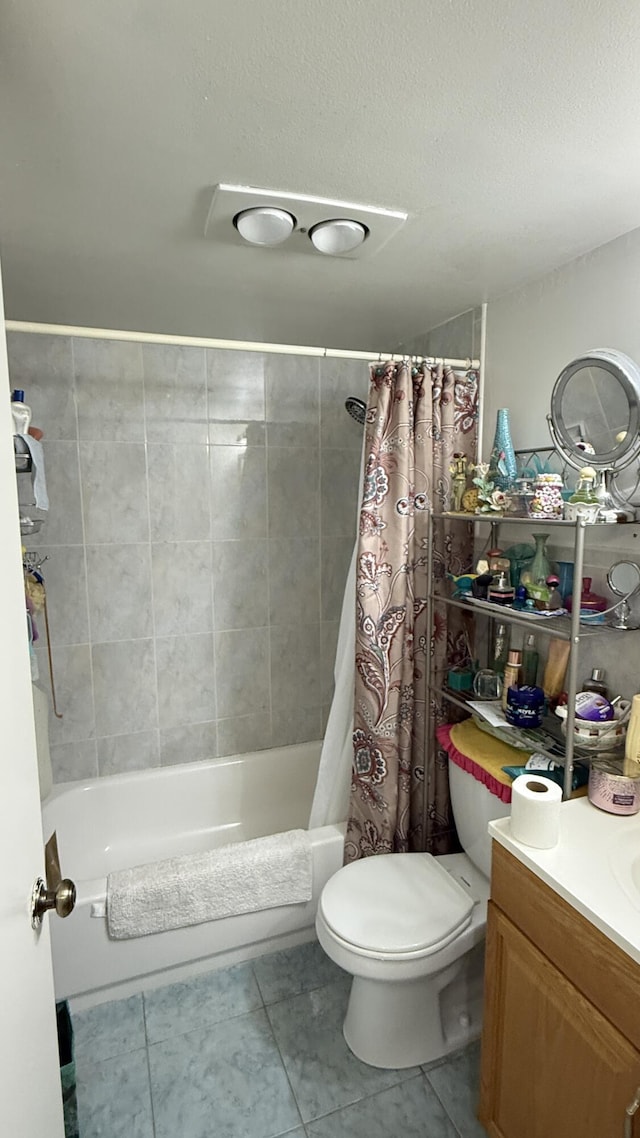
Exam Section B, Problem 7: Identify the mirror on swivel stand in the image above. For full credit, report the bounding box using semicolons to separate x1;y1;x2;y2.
607;560;640;630
547;348;640;521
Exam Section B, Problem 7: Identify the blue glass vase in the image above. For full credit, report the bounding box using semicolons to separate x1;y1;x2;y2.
491;408;518;490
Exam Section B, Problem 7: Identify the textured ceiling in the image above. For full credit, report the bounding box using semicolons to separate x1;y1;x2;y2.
2;0;640;350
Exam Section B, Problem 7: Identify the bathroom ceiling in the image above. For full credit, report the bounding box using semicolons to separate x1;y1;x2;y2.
2;0;640;351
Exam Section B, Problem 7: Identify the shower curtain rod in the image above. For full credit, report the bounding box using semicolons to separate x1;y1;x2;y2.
5;321;479;370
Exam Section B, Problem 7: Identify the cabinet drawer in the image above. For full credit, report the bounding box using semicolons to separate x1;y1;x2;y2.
491;842;640;1051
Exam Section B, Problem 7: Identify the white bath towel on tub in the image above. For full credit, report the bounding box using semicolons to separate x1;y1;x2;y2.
106;828;312;940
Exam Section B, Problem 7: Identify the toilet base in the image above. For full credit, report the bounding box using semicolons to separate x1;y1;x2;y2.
342;941;485;1069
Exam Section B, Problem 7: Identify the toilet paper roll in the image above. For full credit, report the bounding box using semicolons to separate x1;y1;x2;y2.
510;775;562;849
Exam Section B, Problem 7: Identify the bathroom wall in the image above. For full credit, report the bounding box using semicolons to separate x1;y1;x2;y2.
482;225;640;699
8;332;367;783
484;225;640;456
398;307;482;364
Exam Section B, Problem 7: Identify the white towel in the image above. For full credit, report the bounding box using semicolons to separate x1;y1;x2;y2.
16;434;49;510
106;828;312;940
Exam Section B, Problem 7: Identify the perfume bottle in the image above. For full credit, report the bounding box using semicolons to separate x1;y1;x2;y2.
546;574;563;610
566;467;600;523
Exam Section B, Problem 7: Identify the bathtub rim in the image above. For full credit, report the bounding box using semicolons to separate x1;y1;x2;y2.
42;737;324;807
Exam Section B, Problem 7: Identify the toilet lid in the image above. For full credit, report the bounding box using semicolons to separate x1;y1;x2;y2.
320;853;474;954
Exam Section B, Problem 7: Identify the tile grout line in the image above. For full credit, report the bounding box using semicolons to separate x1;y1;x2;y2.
141;343;162;770
264;358;274;748
69;336;98;776
262;997;308;1134
423;1063;476;1138
140;993;159;1138
203;349;220;761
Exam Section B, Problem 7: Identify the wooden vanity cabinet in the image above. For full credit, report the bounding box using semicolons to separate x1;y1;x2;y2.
479;843;640;1138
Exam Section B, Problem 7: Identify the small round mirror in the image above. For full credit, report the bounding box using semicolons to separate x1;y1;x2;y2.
548;349;640;471
607;559;640;630
607;560;640;599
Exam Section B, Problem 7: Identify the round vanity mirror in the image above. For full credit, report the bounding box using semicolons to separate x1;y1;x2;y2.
548;349;640;470
547;349;640;520
607;559;640;629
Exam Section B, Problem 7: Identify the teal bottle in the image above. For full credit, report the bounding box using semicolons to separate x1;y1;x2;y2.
490;408;518;490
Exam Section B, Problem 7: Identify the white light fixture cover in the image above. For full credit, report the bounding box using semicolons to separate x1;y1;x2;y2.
235;206;295;247
205;185;407;259
309;219;367;255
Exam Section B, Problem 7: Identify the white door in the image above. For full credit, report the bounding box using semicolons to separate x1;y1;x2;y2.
0;267;64;1136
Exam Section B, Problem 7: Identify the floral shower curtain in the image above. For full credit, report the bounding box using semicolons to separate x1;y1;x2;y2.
344;360;478;862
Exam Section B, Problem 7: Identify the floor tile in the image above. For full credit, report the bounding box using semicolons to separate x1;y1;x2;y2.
266;979;419;1123
426;1042;487;1138
76;1047;153;1138
149;1008;302;1138
143;960;263;1043
306;1074;460;1138
72;993;146;1063
253;939;345;1004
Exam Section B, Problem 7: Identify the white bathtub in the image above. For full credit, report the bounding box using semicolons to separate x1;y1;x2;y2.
42;741;345;1008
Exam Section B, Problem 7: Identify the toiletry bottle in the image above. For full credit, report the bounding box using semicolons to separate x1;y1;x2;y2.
542;638;571;705
490;622;510;677
522;634;539;687
545;574;563;610
488;571;515;606
10;389;31;435
582;667;609;699
502;649;522;709
568;467;599;512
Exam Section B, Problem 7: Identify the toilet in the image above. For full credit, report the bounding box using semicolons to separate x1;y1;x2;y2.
316;758;511;1069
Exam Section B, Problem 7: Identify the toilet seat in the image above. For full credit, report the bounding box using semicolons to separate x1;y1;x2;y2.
319;853;474;957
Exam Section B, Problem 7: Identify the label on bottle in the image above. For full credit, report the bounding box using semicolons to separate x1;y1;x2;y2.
488;586;515;604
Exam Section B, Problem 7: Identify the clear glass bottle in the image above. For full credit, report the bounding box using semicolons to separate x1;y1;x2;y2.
521;634;539;686
490;622;510;676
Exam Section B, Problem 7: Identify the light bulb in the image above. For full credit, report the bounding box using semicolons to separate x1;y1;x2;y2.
234;207;295;247
309;219;367;255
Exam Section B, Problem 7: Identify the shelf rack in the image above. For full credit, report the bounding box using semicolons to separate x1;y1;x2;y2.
14;435;32;473
426;512;631;801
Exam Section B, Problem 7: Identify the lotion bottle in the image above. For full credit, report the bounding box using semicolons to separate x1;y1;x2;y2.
11;389;32;435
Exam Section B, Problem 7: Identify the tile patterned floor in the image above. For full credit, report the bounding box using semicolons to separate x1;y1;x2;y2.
72;940;487;1138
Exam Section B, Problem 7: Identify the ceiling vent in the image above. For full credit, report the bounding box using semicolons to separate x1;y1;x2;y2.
204;184;407;259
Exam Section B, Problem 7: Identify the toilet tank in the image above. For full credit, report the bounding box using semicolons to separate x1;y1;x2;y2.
448;758;511;880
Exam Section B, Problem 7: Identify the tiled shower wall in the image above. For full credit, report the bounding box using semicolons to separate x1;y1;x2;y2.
8;332;367;783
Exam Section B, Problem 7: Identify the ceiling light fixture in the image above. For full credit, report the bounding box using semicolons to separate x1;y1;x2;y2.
208;186;406;259
234;206;296;247
309;219;368;256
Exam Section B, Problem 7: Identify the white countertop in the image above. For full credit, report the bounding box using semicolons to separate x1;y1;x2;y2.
489;798;640;965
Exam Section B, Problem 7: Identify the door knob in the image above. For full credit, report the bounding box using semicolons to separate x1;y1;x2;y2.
31;876;76;929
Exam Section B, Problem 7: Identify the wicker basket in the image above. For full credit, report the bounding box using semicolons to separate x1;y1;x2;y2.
555;700;631;752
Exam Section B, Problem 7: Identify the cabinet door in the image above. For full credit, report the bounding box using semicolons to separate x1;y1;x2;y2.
479;902;640;1138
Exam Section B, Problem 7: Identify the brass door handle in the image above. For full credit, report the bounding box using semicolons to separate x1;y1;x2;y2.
625;1086;640;1138
31;876;76;929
